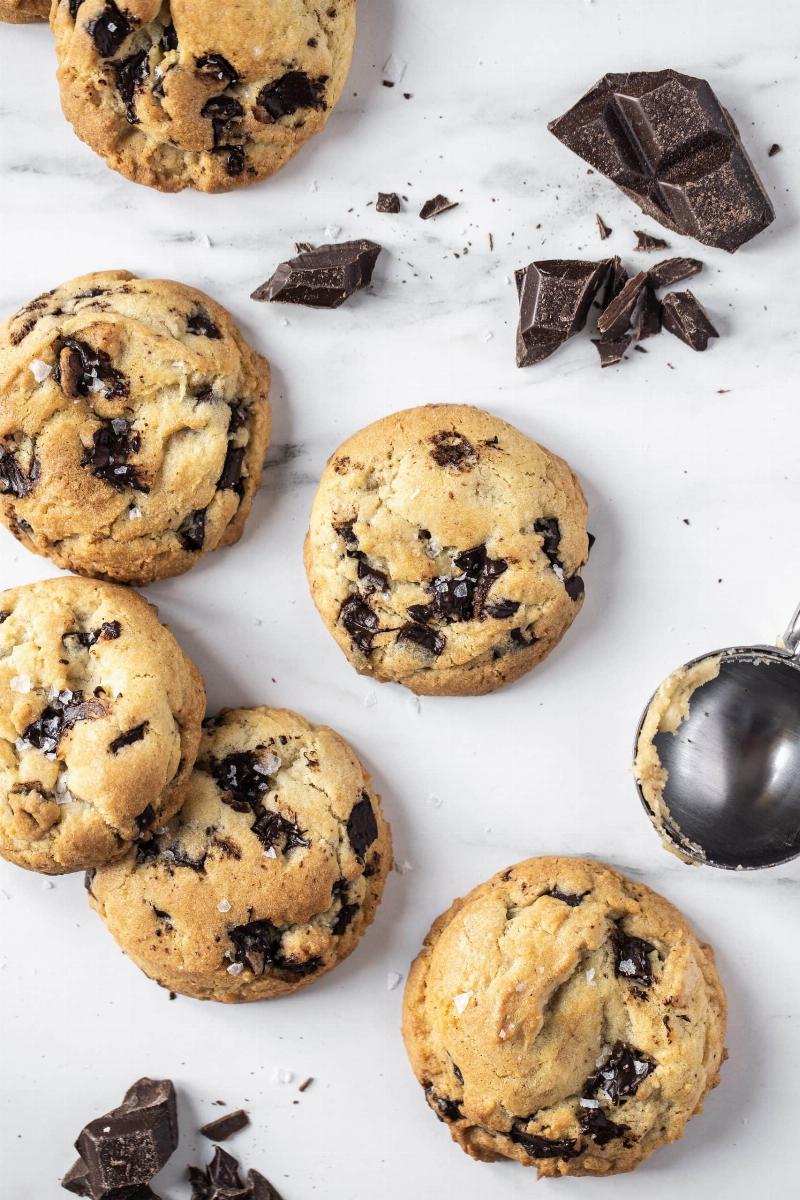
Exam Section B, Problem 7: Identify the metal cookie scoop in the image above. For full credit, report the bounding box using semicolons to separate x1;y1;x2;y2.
633;601;800;870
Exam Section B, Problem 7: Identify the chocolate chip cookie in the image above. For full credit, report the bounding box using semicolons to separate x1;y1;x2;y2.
52;0;356;192
403;856;727;1178
304;404;590;696
0;271;271;584
0;0;48;21
87;706;391;1001
0;576;205;875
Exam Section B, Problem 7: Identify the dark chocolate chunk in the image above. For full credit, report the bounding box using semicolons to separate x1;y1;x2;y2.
339;596;380;654
633;284;662;340
509;1128;580;1160
87;1;134;58
331;898;359;936
216;145;246;177
0;446;39;499
201;95;245;148
0;611;10;623
195;54;239;86
406;602;436;624
347;792;378;859
515;259;610;366
160;23;177;51
397;622;446;655
178;508;207;552
429;430;476;469
596;213;612;240
548;70;775;252
613;928;656;985
217;445;245;491
428;544;508;623
376;191;401;213
71;1078;177;1198
661;290;719;350
255;71;327;121
55;338;128;399
228;920;282;976
564;574;585;602
546;887;586;906
357;558;388;595
596;270;647;338
419;194;459;220
251;240;381;308
424;1086;462;1123
200;1110;250;1142
579;1105;630;1146
23;690;107;755
251;808;309;854
248;1169;285;1200
592;334;631;366
68;0;85;17
109;721;148;755
533;517;561;568
64;620;121;650
187;307;222;338
768;142;781;156
634;229;669;252
599;256;628;308
213;751;272;810
483;599;520;619
116;50;149;124
82;418;148;493
584;1042;656;1103
647;256;703;289
61;1158;91;1196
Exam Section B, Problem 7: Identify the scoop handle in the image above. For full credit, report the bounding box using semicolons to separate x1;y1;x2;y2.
781;601;800;655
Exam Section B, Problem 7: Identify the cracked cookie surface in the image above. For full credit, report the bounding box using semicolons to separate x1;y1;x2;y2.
0;576;204;874
304;404;590;696
88;705;391;1001
402;856;726;1177
0;270;271;584
52;0;356;192
0;0;48;21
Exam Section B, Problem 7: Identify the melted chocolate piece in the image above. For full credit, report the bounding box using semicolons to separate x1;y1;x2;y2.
429;430;476;469
347;792;378;859
584;1042;656;1103
228;921;320;979
647;256;703;289
68;0;85;17
592;334;631;366
69;1078;177;1197
187;307;222;338
376;191;401;213
135;805;155;833
216;145;246;177
213;751;272;810
23;690;106;755
357;558;388;595
509;1128;580;1160
424;1086;462;1122
195;54;239;86
597;270;647;338
515;259;611;366
533;517;561;567
599;256;628;308
613;928;656;985
115;50;149;124
397;622;446;655
579;1105;630;1146
0;446;39;499
564;575;585;602
87;1;135;58
419;194;459;220
428;544;508;623
109;721;148;754
178;508;207;552
482;599;520;619
217;445;245;491
634;229;669;252
548;70;774;252
64;620;121;650
200;1109;250;1142
252;240;382;309
251;808;309;854
255;71;328;121
82;418;148;493
661;290;719;350
160;23;177;51
546;887;586;906
340;596;380;654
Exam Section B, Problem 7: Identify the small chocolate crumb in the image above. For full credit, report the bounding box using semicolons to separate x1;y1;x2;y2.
376;191;401;213
419;194;459;220
200;1109;250;1142
768;143;781;156
596;213;612;240
634;229;669;252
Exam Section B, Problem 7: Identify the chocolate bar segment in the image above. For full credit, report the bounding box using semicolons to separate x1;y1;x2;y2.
548;70;774;251
661;290;719;350
251;240;381;308
515;259;611;366
596;270;647;338
647;256;703;289
69;1078;178;1198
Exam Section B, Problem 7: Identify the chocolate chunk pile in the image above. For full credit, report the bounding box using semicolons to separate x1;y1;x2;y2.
188;1147;283;1200
549;69;774;252
251;240;381;308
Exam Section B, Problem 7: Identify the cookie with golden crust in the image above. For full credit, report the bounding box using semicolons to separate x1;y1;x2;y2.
88;705;391;1001
403;856;727;1178
0;576;205;875
52;0;356;192
0;0;48;21
0;270;271;584
304;404;590;696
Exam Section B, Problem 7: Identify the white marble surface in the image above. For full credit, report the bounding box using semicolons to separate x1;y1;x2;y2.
1;1;799;1195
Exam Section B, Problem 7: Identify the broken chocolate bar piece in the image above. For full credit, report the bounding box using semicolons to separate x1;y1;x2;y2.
548;70;775;251
592;334;631;366
200;1109;250;1142
634;229;669;252
515;259;611;366
647;256;703;289
596;270;647;338
661;290;719;350
67;1078;178;1198
634;284;662;340
251;240;381;308
598;256;627;309
376;191;401;213
419;194;458;219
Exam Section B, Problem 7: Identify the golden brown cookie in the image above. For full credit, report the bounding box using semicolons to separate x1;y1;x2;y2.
0;270;271;584
304;404;590;696
403;856;727;1177
0;0;48;21
0;576;205;874
52;0;356;192
88;706;391;1001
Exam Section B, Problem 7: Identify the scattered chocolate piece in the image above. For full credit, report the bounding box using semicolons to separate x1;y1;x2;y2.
661;290;719;350
248;1169;285;1200
200;1110;250;1142
634;284;662;340
63;1078;177;1198
510;1128;580;1160
187;308;222;338
579;1106;630;1146
634;229;669;252
347;792;378;859
298;1077;314;1093
419;194;459;220
115;50;149;124
548;70;775;251
251;240;381;308
584;1043;656;1103
596;270;647;338
55;337;128;399
515;259;611;366
592;334;630;367
647;256;703;289
613;928;657;985
596;213;612;240
768;143;781;156
376;191;401;213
